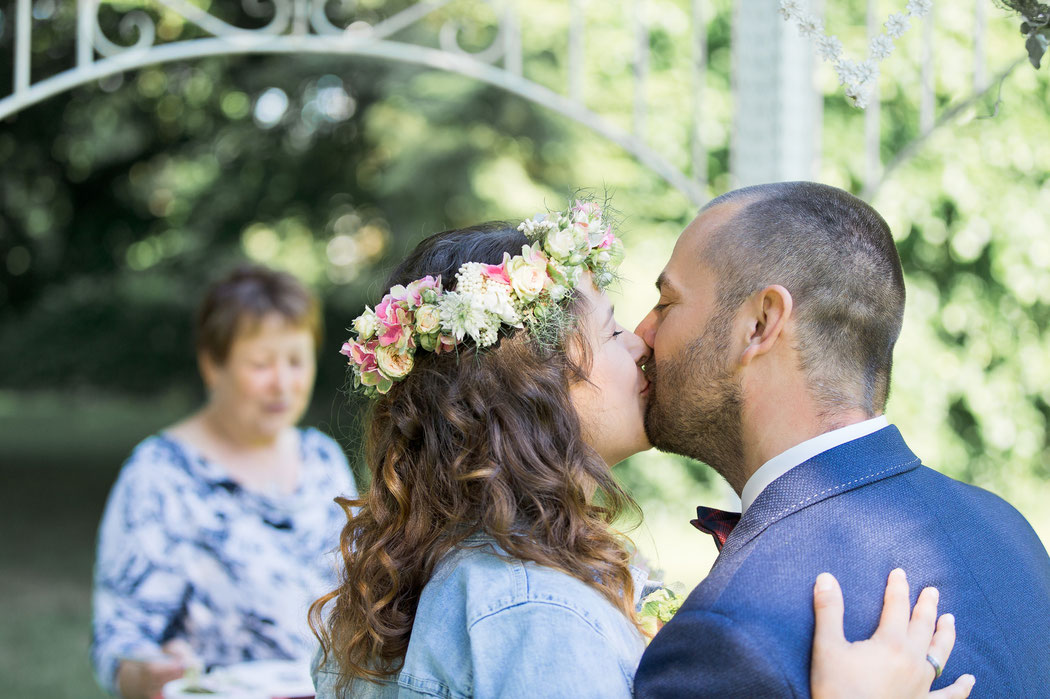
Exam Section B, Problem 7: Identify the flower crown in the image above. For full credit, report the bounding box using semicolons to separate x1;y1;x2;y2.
340;202;626;396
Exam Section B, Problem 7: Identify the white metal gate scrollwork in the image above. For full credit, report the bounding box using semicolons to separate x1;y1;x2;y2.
1;0;709;205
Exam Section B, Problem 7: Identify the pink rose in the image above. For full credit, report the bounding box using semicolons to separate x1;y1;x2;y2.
386;284;410;302
342;339;379;372
375;294;416;348
482;260;512;286
573;200;601;217
404;275;442;307
375;294;401;326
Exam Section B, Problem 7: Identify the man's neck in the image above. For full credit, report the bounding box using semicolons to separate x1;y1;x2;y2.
733;406;873;496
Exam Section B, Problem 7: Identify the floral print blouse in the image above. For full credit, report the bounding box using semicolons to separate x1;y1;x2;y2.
91;427;355;695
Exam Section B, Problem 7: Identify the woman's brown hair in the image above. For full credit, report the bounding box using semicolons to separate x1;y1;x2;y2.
309;222;640;687
195;264;322;364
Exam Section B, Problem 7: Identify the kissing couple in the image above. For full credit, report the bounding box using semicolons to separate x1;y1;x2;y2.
311;182;1050;697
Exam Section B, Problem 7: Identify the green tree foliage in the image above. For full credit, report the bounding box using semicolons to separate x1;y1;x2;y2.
0;0;1047;510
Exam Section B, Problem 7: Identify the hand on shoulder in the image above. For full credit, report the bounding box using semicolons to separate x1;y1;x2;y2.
811;569;975;699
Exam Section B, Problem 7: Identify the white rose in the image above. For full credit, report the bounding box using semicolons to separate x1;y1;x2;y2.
375;345;414;379
415;304;441;334
544;226;577;260
564;263;583;288
506;256;548;301
353;308;380;340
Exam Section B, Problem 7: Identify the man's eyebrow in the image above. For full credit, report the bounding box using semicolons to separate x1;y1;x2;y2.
656;272;674;293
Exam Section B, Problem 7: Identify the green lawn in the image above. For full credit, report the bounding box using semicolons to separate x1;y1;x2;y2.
1;458;115;698
0;391;193;698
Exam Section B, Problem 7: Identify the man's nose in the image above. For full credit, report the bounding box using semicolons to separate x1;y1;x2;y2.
635;311;657;350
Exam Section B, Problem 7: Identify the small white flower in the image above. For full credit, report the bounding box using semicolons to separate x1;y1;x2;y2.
438;291;489;344
454;263;488;296
884;12;910;39
835;59;878;87
816;35;843;61
517;216;558;240
468;324;493;348
844;79;876;109
835;59;859;86
796;14;825;39
854;59;879;85
905;0;932;18
480;284;522;327
869;34;895;61
778;0;804;21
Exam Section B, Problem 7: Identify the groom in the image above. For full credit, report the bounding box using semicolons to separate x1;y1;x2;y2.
632;182;1050;697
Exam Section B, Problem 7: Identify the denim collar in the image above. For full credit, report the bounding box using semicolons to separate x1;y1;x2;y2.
718;425;922;560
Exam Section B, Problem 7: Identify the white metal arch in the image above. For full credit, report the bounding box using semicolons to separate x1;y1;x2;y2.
1;0;707;205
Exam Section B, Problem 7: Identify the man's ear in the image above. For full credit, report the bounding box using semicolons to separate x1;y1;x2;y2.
740;285;793;366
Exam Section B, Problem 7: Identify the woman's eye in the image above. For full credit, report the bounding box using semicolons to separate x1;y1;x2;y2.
611;330;624;339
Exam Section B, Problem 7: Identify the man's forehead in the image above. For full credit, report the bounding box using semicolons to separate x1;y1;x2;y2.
660;200;748;288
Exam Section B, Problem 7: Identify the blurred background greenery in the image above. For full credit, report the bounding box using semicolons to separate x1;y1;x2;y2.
1;0;1049;696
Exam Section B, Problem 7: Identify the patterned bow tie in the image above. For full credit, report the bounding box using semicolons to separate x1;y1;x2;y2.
691;505;742;552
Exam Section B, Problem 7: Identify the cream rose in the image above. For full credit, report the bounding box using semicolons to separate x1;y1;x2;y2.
506;255;548;301
353;307;381;340
376;345;415;379
543;225;577;260
414;304;442;334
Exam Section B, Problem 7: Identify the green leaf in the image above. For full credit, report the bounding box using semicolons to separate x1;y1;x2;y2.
1026;32;1049;68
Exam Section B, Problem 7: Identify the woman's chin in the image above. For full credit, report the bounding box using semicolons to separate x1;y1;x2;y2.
606;436;654;467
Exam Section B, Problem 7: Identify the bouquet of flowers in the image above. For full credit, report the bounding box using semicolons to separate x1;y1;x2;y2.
638;584;687;638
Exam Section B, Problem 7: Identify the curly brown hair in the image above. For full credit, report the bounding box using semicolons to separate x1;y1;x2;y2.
309;222;641;688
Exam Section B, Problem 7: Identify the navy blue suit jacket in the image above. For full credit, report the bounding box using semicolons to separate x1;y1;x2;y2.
634;426;1050;698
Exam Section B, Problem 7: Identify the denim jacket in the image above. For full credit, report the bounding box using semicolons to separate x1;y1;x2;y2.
312;535;652;698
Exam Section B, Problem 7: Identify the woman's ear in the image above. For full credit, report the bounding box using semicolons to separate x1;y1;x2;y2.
198;351;219;390
740;285;793;366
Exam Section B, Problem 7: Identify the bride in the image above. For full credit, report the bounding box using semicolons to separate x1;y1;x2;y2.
310;204;973;698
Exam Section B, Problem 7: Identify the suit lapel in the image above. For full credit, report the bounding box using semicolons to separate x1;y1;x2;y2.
717;426;922;560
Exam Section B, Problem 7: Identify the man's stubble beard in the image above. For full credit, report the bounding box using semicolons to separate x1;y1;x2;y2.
643;309;750;492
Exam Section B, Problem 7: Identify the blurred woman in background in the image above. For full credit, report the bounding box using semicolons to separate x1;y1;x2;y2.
91;265;356;699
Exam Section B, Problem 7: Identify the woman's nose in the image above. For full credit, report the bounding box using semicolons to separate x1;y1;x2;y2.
272;362;294;392
623;328;651;366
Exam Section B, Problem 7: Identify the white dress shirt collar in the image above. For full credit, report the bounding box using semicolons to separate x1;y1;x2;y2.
739;416;890;513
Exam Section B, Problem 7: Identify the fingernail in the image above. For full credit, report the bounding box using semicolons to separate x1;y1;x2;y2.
962;674;976;687
941;613;955;625
891;567;906;582
927;586;939;602
815;572;835;592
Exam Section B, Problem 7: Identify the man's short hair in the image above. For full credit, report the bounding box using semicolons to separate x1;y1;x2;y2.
702;181;905;415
